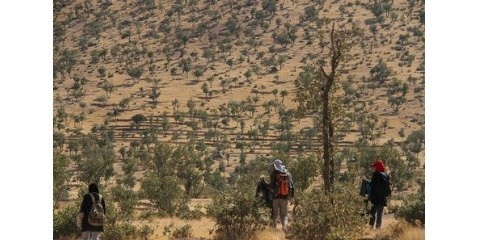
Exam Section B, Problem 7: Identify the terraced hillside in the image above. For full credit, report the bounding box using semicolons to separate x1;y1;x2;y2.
54;0;424;159
53;0;425;239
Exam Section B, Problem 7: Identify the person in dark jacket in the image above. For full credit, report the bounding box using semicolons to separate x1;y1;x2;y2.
368;160;390;229
77;183;106;240
256;174;272;209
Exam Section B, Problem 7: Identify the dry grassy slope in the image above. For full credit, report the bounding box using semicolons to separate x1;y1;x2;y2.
54;0;425;183
54;0;424;238
54;0;424;143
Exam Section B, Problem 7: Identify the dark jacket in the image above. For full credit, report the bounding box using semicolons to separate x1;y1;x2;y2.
369;171;389;206
256;179;272;207
80;192;106;232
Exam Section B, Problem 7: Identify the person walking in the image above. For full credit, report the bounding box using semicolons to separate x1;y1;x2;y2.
269;159;294;231
256;174;272;209
77;183;106;240
368;160;391;229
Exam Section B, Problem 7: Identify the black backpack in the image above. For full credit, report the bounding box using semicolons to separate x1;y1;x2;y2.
87;193;105;226
359;178;371;197
376;172;392;197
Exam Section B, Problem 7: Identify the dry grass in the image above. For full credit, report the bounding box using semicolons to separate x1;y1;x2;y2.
254;228;287;240
368;219;424;240
134;217;215;240
53;0;425;239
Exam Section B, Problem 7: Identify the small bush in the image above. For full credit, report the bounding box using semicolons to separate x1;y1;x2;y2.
395;193;425;226
172;224;193;239
103;222;139;240
53;204;79;239
139;225;154;240
288;183;366;240
207;184;270;240
395;175;425;227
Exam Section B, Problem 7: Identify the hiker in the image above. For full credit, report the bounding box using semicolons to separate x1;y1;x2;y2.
269;159;294;231
255;174;272;210
77;183;107;240
368;160;391;229
255;174;273;220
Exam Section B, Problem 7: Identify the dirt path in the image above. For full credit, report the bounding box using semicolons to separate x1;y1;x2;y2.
139;211;399;240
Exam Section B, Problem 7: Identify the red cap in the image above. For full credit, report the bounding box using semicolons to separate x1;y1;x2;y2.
372;160;385;172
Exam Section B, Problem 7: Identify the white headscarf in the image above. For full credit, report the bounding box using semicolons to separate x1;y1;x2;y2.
272;159;286;173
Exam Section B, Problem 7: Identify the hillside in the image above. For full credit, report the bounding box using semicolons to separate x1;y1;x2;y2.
54;0;424;160
53;0;425;239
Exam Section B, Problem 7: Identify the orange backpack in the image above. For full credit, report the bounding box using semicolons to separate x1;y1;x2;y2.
276;172;290;197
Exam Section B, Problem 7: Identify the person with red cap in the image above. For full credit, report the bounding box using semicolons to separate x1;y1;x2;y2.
368;160;391;229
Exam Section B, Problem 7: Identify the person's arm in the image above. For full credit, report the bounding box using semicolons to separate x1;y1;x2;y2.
255;182;261;197
78;195;87;228
269;172;276;196
101;196;106;215
289;173;295;199
76;212;83;228
369;172;379;197
80;194;88;213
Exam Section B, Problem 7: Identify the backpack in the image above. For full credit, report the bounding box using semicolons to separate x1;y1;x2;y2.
87;193;105;226
359;178;371;197
275;172;290;197
376;172;392;197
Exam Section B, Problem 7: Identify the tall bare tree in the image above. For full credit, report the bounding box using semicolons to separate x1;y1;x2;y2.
294;24;351;195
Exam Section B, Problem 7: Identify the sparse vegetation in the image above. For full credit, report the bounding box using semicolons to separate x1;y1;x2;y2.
53;0;425;239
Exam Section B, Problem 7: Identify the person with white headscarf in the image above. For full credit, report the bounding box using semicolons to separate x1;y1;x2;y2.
269;159;294;231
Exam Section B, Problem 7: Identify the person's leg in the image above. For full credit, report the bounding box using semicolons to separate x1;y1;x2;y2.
279;199;288;230
368;205;377;227
375;205;384;229
272;198;280;229
91;231;101;240
362;199;369;216
269;199;274;221
81;231;91;240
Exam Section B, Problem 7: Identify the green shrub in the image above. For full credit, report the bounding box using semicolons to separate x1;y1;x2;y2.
103;222;139;240
395;180;425;226
53;204;79;239
139;225;154;240
140;173;188;216
111;185;138;219
288;183;366;240
172;224;193;239
207;184;270;240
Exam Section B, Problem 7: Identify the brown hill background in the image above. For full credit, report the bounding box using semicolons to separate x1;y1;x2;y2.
53;0;425;239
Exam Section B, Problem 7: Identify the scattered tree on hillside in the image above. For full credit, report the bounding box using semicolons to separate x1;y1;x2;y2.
193;68;204;81
262;0;278;16
127;66;144;83
74;137;115;184
370;58;391;85
54;49;79;81
100;80;115;98
179;58;192;77
272;26;298;50
149;86;160;108
225;15;241;37
201;83;210;101
294;25;351;195
386;78;408;113
303;5;319;22
280;90;289;103
131;113;147;129
53;152;71;201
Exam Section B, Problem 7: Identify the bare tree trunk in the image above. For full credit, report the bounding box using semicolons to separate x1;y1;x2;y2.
319;24;343;197
321;91;333;194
